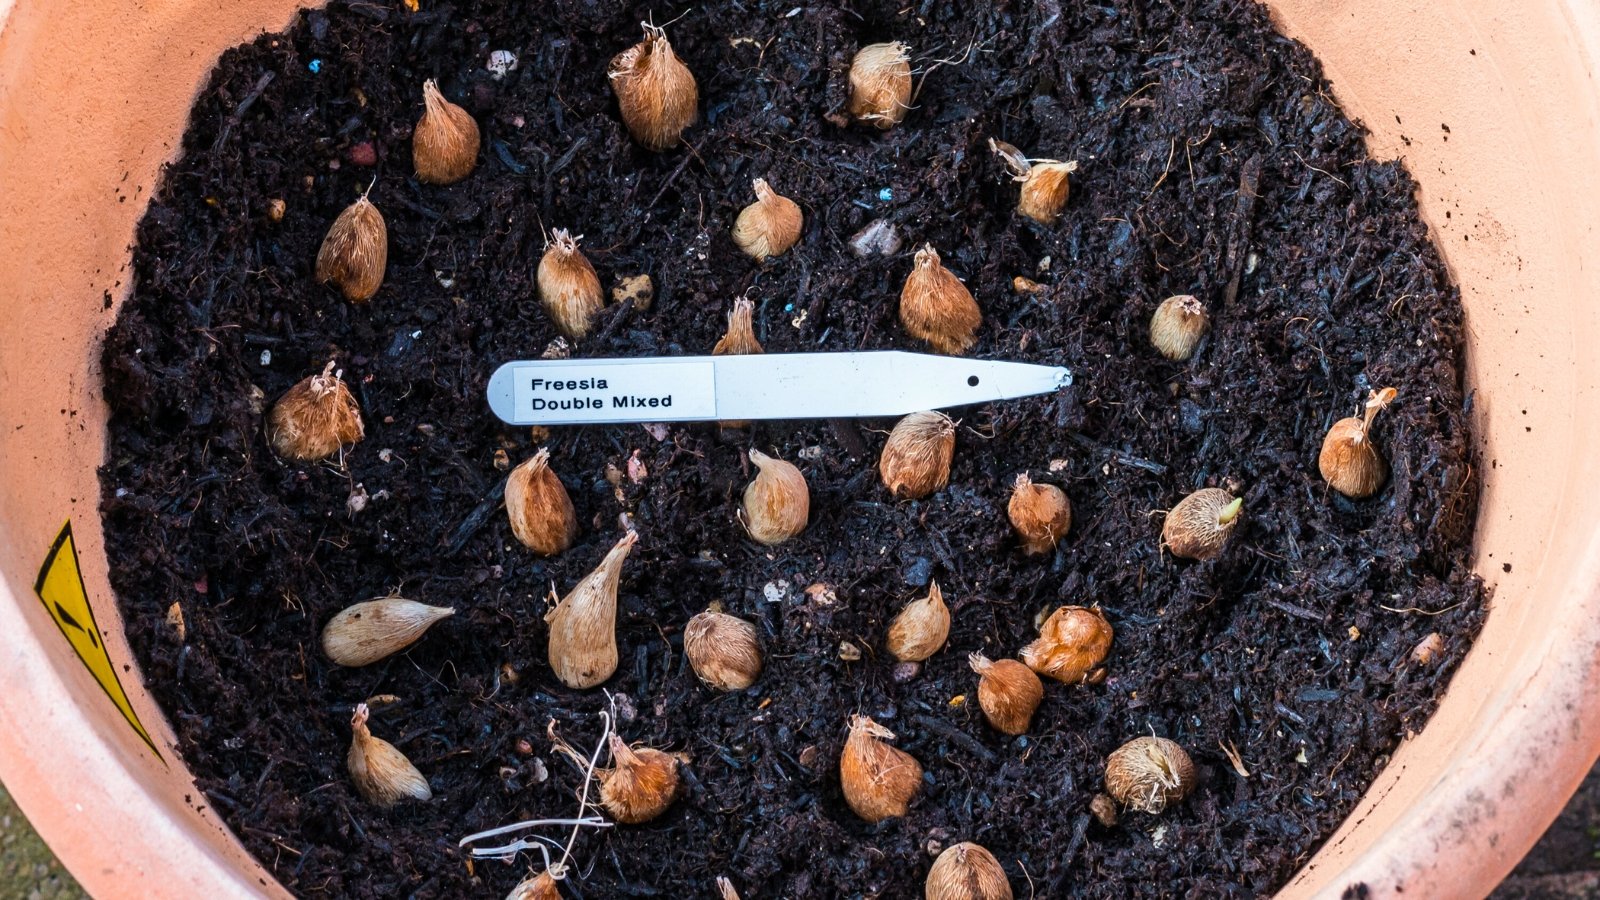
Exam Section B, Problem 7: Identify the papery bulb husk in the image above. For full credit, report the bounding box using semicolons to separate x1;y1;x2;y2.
538;229;605;340
506;448;579;555
740;448;808;544
347;703;432;806
732;178;803;261
1007;474;1071;555
1020;606;1113;684
1411;631;1445;666
880;410;956;499
506;871;561;900
545;531;638;688
600;733;680;823
887;581;951;662
316;195;388;302
1150;294;1211;361
717;876;741;900
968;653;1043;736
1319;387;1397;498
848;42;912;129
322;597;455;666
268;361;365;461
1105;735;1196;814
713;298;765;429
609;25;698;151
1016;161;1076;225
685;608;763;690
413;79;480;184
926;841;1013;900
840;714;923;822
1162;487;1242;560
900;245;981;355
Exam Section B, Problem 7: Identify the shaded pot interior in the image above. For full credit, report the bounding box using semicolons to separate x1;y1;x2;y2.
1;0;1598;897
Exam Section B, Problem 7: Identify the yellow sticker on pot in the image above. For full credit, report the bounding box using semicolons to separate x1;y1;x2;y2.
35;521;163;761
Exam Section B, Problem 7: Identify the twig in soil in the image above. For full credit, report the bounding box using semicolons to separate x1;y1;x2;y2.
590;297;637;347
214;71;276;150
440;476;507;556
1063;431;1168;475
911;714;996;763
1046;814;1091;893
1263;598;1322;622
1221;154;1264;309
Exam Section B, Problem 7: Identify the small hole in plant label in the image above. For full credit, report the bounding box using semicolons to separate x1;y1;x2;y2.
967;375;980;386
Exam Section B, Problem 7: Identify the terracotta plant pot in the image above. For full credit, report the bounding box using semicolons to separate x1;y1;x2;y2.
1;0;1597;897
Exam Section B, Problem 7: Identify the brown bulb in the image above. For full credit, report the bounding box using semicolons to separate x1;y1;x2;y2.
316;194;388;302
1162;487;1242;560
506;448;579;556
1016;162;1076;225
925;841;1013;900
990;139;1076;225
347;703;432;806
598;733;680;824
1319;387;1397;499
848;42;912;129
545;531;637;689
322;597;454;667
732;178;803;261
713;298;764;429
413;79;480;184
1104;736;1195;814
900;244;981;355
1007;474;1071;555
506;871;561;900
684;607;763;690
840;714;923;822
1020;606;1112;684
1150;294;1210;361
268;361;364;461
880;410;956;499
538;229;604;340
887;581;951;662
740;449;809;544
609;25;698;151
968;653;1043;736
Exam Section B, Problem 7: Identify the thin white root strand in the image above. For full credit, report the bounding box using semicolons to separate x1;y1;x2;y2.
454;702;618;881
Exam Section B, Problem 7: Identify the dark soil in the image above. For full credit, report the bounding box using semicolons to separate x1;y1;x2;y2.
98;0;1486;897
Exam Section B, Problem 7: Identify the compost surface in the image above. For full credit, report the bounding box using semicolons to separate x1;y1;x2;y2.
100;0;1485;896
